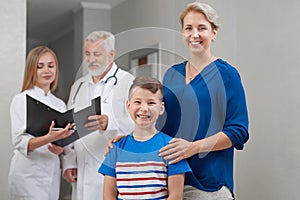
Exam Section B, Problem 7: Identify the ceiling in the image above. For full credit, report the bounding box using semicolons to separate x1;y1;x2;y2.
27;0;126;42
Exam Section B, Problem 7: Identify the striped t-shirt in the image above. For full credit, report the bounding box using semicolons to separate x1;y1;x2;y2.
98;132;191;200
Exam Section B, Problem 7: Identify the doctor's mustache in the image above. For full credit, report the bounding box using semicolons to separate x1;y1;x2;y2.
87;62;101;68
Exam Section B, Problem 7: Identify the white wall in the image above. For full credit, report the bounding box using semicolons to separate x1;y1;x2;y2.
235;0;300;199
0;0;26;199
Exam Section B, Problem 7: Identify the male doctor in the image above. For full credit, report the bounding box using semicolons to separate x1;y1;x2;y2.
61;31;134;199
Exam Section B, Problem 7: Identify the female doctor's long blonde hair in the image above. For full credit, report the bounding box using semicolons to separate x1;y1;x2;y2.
21;46;59;93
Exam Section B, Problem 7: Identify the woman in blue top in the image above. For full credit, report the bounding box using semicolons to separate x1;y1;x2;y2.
158;2;249;199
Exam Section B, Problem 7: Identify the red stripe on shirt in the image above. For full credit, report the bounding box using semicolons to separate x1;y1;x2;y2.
119;188;168;196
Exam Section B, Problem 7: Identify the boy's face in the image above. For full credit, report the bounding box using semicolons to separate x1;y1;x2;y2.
127;87;164;129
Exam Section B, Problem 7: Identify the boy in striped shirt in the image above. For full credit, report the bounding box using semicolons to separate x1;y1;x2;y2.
98;76;191;200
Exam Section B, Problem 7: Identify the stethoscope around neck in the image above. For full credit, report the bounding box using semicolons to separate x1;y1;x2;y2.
104;67;119;85
72;67;119;105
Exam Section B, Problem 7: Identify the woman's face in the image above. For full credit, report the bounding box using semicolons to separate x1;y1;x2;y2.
182;11;217;55
35;52;57;90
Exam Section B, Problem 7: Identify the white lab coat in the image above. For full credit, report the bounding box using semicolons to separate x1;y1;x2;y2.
8;86;66;200
61;63;134;200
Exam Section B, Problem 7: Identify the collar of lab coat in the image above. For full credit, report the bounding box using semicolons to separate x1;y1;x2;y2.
32;85;52;96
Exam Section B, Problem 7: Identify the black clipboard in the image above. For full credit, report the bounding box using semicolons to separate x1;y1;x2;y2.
26;95;101;147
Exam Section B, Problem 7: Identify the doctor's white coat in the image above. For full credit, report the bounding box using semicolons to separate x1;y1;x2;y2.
61;63;134;200
8;86;66;200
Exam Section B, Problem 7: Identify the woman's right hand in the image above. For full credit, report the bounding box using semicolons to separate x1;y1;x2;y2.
28;121;75;152
48;121;75;142
159;138;194;164
105;135;126;156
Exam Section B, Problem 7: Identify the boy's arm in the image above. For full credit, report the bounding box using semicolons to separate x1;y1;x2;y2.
167;174;185;200
103;175;118;200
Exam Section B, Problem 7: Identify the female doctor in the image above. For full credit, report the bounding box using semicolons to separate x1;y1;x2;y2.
61;31;134;200
8;46;74;200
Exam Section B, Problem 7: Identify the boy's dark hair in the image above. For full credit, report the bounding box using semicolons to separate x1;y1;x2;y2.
128;76;163;100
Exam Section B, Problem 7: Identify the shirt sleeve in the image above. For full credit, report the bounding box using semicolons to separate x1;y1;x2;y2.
61;143;77;173
98;143;117;177
10;94;33;156
167;159;191;176
222;67;249;150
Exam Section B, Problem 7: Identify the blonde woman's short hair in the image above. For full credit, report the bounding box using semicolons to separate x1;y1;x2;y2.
180;2;220;30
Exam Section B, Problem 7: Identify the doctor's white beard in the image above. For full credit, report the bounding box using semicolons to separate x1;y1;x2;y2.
87;61;109;77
